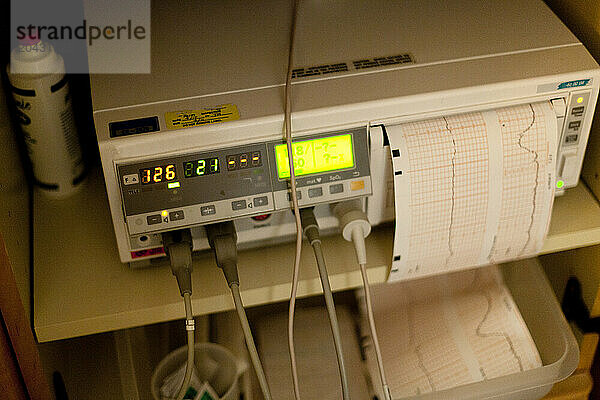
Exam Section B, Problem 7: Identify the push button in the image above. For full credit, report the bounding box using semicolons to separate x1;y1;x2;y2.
565;134;579;144
329;183;344;194
253;196;268;207
350;180;365;191
123;173;139;185
572;106;585;117
287;191;302;201
201;205;216;216
308;187;323;198
232;200;247;210
146;214;162;225
169;210;185;221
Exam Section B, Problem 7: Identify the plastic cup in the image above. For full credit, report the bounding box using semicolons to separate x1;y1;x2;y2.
151;342;246;400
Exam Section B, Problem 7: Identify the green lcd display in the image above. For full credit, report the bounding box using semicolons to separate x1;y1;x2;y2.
275;134;354;179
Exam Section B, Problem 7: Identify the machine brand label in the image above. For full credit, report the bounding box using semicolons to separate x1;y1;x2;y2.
557;79;591;90
165;104;240;130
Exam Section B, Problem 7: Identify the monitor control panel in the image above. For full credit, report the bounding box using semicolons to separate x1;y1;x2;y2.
117;127;372;235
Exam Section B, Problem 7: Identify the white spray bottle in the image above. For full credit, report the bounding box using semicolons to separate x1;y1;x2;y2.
8;34;85;197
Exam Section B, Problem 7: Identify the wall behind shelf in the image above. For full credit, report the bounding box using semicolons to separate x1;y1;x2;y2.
0;64;31;315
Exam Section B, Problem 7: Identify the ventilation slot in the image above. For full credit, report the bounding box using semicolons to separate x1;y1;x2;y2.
353;54;414;70
292;63;349;78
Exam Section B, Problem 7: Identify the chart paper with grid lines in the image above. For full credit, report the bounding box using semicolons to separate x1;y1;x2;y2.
387;102;557;281
360;265;542;398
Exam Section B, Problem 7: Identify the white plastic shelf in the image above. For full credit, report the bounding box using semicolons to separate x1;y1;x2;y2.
34;169;600;342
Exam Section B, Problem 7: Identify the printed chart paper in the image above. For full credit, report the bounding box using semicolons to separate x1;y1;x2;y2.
387;102;557;281
360;265;542;398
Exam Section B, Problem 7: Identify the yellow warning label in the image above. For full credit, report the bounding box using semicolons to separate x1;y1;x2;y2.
165;104;239;130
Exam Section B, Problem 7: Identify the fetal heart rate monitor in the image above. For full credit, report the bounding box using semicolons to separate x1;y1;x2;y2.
117;127;372;237
90;0;600;265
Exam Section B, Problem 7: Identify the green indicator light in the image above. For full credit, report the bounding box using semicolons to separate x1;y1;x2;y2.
168;181;180;189
556;180;564;189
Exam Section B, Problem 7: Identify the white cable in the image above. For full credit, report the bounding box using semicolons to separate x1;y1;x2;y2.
333;201;392;400
176;292;195;400
358;259;392;400
230;283;273;400
352;227;391;400
284;1;302;399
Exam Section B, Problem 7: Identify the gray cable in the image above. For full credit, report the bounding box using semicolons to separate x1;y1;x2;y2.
206;222;272;400
162;230;195;400
230;283;273;400
310;240;351;400
176;292;195;400
300;208;351;399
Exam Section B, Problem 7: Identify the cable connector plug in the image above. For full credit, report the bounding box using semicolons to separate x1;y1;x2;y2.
332;200;371;265
205;221;239;287
163;229;193;296
299;207;320;244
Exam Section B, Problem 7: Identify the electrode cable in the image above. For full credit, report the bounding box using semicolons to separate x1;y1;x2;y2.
176;292;195;400
332;201;392;400
300;208;351;400
162;231;196;400
359;260;391;400
229;282;272;400
283;1;302;399
205;222;273;400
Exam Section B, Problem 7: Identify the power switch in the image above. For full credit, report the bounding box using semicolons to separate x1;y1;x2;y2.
551;98;566;118
560;154;580;184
